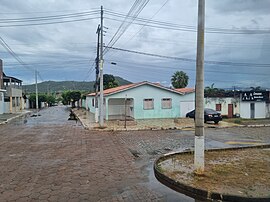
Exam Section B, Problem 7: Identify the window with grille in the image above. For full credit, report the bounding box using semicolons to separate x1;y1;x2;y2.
92;98;94;107
161;98;172;109
216;104;222;111
143;98;154;110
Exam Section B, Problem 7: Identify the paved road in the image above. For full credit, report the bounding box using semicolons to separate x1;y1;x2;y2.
0;106;269;202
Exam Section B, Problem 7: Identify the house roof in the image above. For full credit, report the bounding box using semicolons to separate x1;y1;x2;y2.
175;88;195;94
3;72;22;83
87;81;194;97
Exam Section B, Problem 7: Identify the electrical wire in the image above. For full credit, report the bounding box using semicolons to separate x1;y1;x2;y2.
104;0;150;55
105;46;270;67
104;9;270;35
108;60;269;77
0;36;44;81
0;17;100;27
0;10;99;22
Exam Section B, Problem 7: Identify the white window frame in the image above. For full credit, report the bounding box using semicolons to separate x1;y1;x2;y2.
143;98;154;110
161;98;172;109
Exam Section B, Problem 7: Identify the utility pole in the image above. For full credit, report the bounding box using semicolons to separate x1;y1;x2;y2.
35;69;39;115
194;0;205;174
124;94;127;129
95;24;101;123
99;5;104;127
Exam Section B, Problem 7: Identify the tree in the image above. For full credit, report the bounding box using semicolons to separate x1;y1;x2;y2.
61;91;71;105
204;83;226;97
171;71;189;88
69;91;81;108
250;86;261;91
28;93;56;108
61;90;81;108
46;95;56;106
103;74;119;90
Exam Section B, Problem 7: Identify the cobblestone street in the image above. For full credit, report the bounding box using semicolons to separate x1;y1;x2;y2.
0;106;269;201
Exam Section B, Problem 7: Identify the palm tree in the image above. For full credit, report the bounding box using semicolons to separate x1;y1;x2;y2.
250;86;261;91
171;71;189;88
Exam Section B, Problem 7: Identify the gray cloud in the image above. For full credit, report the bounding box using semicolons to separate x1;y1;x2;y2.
0;0;269;88
210;0;270;14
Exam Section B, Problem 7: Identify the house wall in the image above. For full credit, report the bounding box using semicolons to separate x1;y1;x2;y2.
240;102;266;118
266;103;270;118
204;97;240;116
99;85;195;120
86;96;95;112
4;102;9;113
5;86;22;97
24;98;30;109
108;98;125;116
0;91;4;114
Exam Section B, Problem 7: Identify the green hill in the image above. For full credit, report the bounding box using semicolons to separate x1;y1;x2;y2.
23;76;131;93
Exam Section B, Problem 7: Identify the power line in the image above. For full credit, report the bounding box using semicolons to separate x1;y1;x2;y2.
0;36;33;71
105;46;270;67
106;0;170;61
108;60;269;76
0;17;100;27
0;36;44;81
104;9;270;35
0;10;99;22
104;0;150;55
0;8;101;15
5;59;95;67
126;0;170;42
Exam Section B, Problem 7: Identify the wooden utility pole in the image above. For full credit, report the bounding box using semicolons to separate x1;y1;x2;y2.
95;25;100;123
194;0;205;174
99;5;104;127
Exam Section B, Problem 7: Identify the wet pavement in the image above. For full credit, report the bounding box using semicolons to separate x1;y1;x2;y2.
0;106;269;201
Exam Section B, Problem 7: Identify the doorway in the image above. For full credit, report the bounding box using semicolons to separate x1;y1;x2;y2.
228;104;233;118
250;103;255;119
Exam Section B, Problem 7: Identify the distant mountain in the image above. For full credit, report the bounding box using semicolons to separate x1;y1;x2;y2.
23;76;131;93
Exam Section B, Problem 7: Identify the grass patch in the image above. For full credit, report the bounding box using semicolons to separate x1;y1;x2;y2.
234;119;242;124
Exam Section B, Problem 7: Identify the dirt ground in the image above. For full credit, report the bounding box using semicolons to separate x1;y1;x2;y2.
224;118;270;126
158;146;270;198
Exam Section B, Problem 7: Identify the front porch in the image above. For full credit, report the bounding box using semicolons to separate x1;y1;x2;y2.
107;98;134;121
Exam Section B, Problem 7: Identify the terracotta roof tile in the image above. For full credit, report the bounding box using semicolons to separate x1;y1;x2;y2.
87;81;192;96
88;82;143;96
175;88;195;94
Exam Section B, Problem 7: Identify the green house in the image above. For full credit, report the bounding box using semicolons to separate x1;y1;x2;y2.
86;81;195;120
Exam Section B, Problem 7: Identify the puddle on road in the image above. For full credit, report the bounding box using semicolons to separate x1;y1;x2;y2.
9;107;81;126
139;158;208;202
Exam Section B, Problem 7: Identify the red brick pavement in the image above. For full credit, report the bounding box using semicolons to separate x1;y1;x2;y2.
0;122;163;202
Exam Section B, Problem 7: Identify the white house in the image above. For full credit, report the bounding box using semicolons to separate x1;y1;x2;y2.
204;97;240;118
240;91;270;119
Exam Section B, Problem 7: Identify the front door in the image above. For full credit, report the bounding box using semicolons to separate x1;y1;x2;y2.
250;103;255;119
228;104;233;118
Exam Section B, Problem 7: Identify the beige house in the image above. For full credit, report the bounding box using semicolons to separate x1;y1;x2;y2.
0;59;24;113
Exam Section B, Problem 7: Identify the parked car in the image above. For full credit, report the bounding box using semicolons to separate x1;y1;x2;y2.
186;108;222;124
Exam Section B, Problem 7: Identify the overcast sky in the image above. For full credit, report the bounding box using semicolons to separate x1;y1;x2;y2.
0;0;270;88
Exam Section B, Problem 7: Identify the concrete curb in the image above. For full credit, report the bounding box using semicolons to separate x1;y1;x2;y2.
154;145;270;202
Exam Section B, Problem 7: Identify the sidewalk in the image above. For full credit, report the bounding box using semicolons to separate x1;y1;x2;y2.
0;110;31;125
72;108;239;131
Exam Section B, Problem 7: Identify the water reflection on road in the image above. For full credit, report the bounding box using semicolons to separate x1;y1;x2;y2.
11;106;78;126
